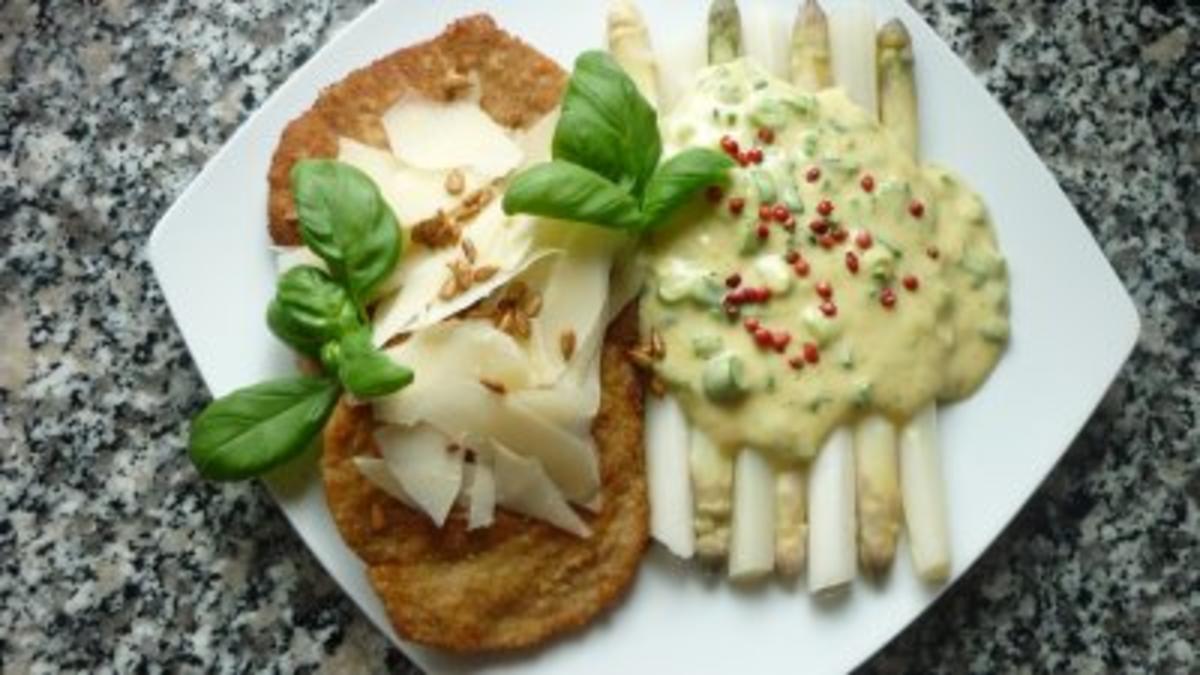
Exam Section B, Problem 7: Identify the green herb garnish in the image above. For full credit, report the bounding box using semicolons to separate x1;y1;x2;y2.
502;51;733;234
188;160;412;481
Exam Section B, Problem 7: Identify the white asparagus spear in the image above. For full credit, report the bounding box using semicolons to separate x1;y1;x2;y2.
729;448;776;581
768;0;830;578
899;404;950;581
876;18;951;581
789;0;832;91
825;0;905;579
607;0;661;105
804;0;879;593
808;428;855;593
644;395;696;558
608;0;698;558
853;415;901;575
828;4;904;577
827;1;878;115
691;428;734;561
877;18;918;158
774;468;807;575
707;0;743;65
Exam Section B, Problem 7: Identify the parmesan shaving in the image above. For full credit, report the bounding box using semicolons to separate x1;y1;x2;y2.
384;319;535;395
382;98;524;177
339;137;489;228
493;444;591;538
512;109;560;167
374;377;600;504
371;204;556;345
525;248;614;381
376;424;464;527
352;456;418;509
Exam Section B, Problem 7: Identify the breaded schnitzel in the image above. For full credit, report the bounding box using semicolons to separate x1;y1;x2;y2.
267;14;650;651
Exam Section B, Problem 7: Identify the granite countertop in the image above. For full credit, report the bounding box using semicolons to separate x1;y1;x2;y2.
2;0;1197;672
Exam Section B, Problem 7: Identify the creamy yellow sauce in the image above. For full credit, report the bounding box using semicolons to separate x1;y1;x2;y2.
641;59;1009;461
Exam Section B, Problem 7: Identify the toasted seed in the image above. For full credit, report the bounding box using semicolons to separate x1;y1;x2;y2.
560;329;577;361
466;187;494;208
479;377;507;395
370;502;386;531
412;210;459;248
445;168;466;195
496;310;516;335
472;265;499;283
381;332;410;349
461;237;477;263
438;275;460;300
521;290;543;318
511;311;532;339
449;260;473;290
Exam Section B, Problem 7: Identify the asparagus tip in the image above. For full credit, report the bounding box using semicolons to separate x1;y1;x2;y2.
878;18;912;49
801;0;827;23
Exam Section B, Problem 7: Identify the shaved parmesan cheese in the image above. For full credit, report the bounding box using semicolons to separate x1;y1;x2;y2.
464;454;497;530
371;204;556;344
605;246;646;324
339;137;487;227
376;424;464;527
509;348;602;437
385;319;534;395
352;456;418;509
493;444;591;538
375;377;600;503
512;109;559;167
382;98;524;178
526;248;614;380
273;246;326;275
334;138;409;222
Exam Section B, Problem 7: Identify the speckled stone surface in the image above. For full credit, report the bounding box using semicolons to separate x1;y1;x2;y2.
1;0;1196;672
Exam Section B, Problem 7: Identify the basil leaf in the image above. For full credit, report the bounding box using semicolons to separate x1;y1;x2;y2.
266;265;361;356
333;330;414;399
640;148;736;228
290;159;401;311
503;161;644;230
188;376;340;481
553;51;661;194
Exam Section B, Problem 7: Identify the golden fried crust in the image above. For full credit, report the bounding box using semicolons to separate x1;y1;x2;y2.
267;14;567;245
322;304;649;651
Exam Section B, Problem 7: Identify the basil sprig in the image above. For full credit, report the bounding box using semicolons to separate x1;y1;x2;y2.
293;159;401;312
503;51;734;233
267;265;360;357
326;329;414;399
189;376;341;481
188;160;413;481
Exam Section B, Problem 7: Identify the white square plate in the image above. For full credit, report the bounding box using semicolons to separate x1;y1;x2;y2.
147;0;1139;672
